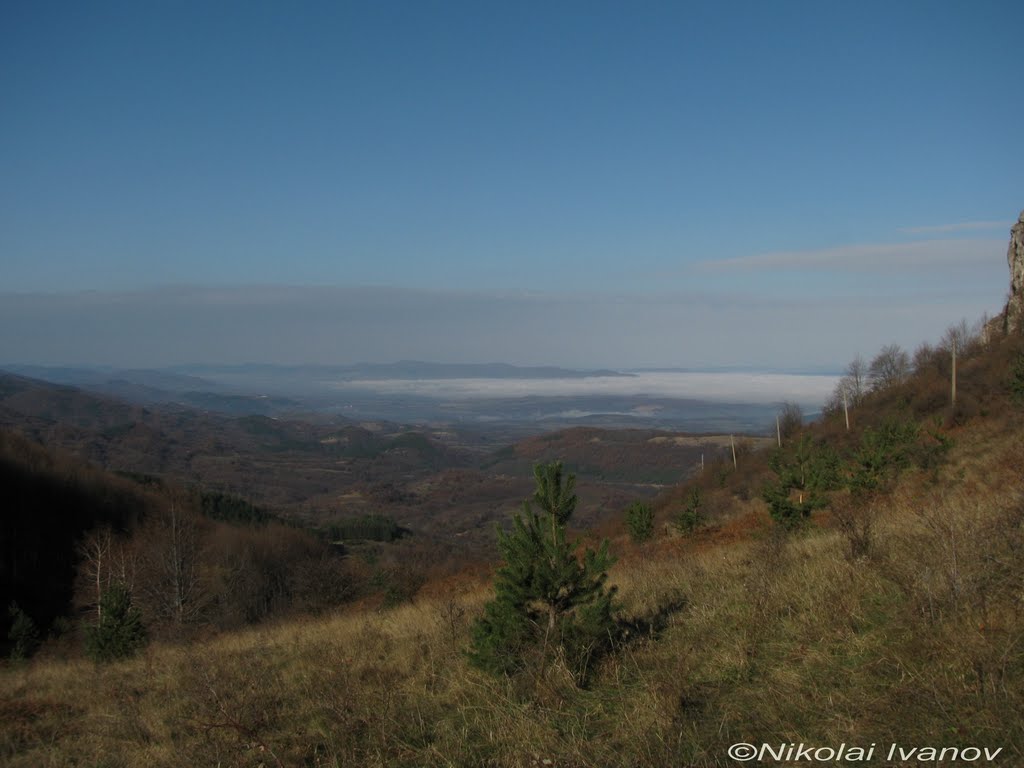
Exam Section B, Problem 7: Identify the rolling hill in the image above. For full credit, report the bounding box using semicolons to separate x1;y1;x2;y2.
1;322;1021;766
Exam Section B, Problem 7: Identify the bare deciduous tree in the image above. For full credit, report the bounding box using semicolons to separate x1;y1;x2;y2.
777;402;803;441
78;527;112;622
940;318;982;357
77;526;138;621
846;354;867;404
869;344;910;390
136;498;206;629
913;341;939;374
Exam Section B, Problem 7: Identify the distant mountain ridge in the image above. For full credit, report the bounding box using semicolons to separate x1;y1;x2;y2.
0;362;633;407
175;361;634;380
2;365;218;404
0;369;738;551
5;364;215;389
0;369;470;507
0;363;800;432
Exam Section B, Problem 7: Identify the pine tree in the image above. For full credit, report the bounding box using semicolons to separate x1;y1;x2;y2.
85;582;146;662
675;487;703;533
469;462;618;684
7;602;40;661
625;501;654;542
1009;352;1024;404
847;420;919;499
762;436;840;529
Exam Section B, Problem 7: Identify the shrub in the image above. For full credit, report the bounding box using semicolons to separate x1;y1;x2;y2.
7;602;40;660
675;487;703;534
329;514;405;542
831;491;881;560
625;501;654;543
777;402;803;440
762;436;840;529
1010;353;1024;404
847;420;919;500
379;565;426;608
85;583;146;662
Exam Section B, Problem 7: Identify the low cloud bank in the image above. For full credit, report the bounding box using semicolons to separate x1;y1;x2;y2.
332;371;840;406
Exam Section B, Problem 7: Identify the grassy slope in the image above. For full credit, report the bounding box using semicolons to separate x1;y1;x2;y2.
3;422;1022;766
3;342;1024;766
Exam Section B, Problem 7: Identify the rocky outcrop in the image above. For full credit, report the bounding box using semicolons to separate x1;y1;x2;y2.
1008;210;1024;333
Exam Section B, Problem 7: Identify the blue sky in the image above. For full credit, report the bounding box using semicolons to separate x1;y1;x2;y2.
1;1;1021;368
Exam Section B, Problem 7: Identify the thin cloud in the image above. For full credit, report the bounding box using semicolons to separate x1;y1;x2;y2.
899;220;1007;235
0;283;1002;370
698;238;1004;273
332;371;840;405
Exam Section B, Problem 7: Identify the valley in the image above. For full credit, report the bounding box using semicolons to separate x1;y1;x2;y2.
0;369;758;552
3;5;1021;763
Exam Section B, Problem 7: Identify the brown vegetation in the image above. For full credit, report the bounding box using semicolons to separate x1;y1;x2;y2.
1;372;738;554
3;413;1021;765
3;325;1024;765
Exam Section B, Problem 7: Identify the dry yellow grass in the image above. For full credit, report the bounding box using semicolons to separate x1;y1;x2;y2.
3;413;1023;767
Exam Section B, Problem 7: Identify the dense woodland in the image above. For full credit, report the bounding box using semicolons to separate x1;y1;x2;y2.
0;434;366;648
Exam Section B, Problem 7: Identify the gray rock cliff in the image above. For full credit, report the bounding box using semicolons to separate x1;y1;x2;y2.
1008;210;1024;333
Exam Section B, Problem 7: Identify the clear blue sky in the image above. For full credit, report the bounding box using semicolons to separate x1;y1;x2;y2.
1;1;1022;368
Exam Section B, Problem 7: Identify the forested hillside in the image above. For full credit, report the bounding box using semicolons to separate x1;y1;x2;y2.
2;315;1022;765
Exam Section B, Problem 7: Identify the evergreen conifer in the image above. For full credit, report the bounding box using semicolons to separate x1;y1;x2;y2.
625;501;654;542
675;487;703;533
762;436;840;529
7;602;40;660
469;462;617;683
85;582;146;662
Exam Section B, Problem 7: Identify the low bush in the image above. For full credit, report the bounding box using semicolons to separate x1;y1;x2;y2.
84;583;146;662
625;501;654;543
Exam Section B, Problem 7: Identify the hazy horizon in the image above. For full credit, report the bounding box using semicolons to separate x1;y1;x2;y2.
2;4;1021;372
0;354;840;433
0;281;1005;372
